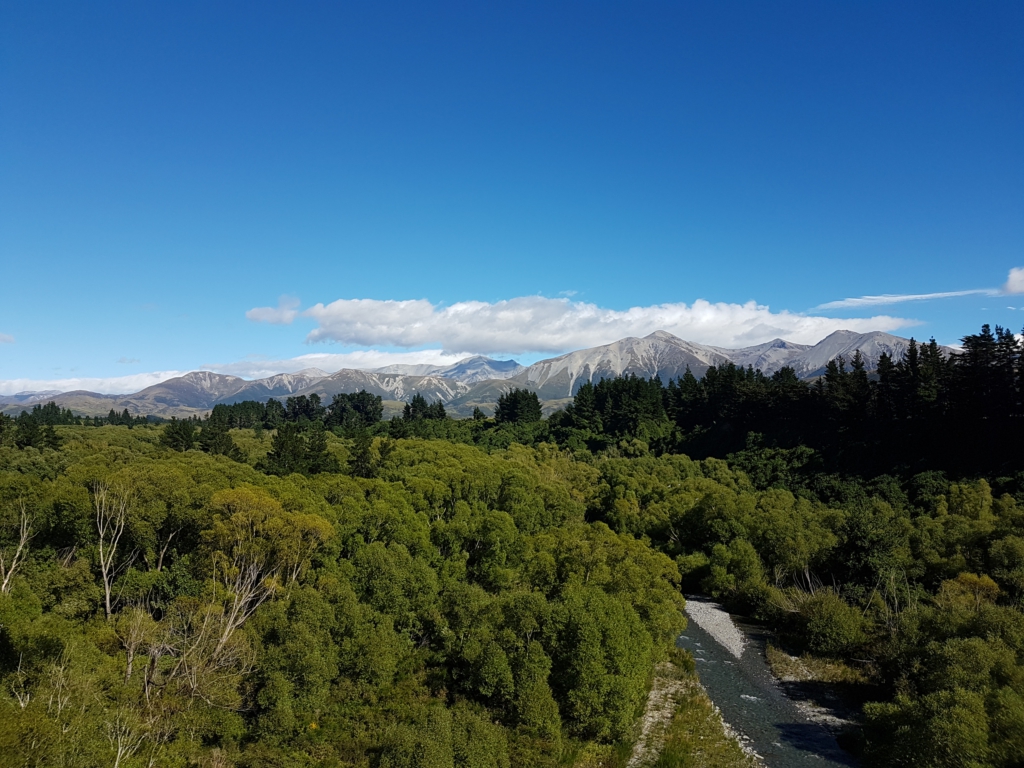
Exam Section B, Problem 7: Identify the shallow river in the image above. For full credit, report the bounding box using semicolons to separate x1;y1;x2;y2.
678;596;858;767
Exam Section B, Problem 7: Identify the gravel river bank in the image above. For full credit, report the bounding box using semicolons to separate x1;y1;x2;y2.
680;596;858;768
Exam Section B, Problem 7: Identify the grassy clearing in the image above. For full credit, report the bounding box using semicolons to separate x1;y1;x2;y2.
765;644;872;685
563;660;758;768
562;740;633;768
650;673;760;768
602;655;759;768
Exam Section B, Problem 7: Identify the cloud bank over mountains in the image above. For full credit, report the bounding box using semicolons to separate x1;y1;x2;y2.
0;371;190;397
249;295;915;353
206;349;473;380
10;270;1021;395
0;351;475;397
0;329;940;416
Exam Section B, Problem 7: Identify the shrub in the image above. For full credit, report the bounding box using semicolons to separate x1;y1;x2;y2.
796;589;865;656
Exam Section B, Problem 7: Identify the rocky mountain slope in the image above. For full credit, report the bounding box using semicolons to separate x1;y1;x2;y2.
1;331;950;418
446;330;933;404
492;331;733;400
373;355;523;384
292;370;469;403
708;338;812;373
777;330;921;378
215;369;330;405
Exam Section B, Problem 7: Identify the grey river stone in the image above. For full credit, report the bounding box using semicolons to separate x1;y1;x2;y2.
680;596;859;768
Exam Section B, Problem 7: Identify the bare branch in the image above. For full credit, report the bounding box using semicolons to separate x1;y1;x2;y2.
95;483;134;620
155;529;179;573
0;500;34;595
116;605;157;684
214;557;277;659
105;711;146;768
11;654;32;710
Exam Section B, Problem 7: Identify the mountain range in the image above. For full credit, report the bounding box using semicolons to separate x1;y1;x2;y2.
0;330;947;418
372;355;525;383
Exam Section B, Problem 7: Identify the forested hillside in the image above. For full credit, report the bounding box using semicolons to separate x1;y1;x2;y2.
0;426;690;767
1;322;1022;766
201;323;1023;478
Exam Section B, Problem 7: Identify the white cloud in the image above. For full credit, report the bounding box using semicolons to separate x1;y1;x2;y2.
1004;267;1024;295
1;292;927;397
0;333;13;344
815;289;996;310
245;295;301;325
0;371;186;397
818;268;1024;308
201;349;470;379
249;295;918;353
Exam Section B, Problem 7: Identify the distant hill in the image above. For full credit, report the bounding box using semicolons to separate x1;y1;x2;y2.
214;369;330;405
291;370;470;403
131;371;248;409
373;355;523;384
770;330;922;378
486;331;734;401
449;330;940;405
707;338;812;373
0;331;950;418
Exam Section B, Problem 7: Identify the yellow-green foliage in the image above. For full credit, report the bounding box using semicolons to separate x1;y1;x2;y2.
3;422;1024;766
0;427;686;767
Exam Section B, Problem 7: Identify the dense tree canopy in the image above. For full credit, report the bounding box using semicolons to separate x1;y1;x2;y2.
403;393;447;422
0;427;687;766
494;389;542;425
1;322;1022;766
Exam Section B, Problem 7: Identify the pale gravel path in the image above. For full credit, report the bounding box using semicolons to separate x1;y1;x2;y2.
626;663;688;768
685;596;746;658
626;664;763;767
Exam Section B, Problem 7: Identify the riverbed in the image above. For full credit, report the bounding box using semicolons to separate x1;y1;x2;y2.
680;596;858;768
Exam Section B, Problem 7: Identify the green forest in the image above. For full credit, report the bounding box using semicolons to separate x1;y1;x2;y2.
0;323;1022;767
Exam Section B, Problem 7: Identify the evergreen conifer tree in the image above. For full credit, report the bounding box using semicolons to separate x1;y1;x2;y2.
160;417;198;451
198;412;244;460
264;398;286;427
404;393;430;421
260;422;308;475
494;389;542;424
305;421;339;474
348;432;376;478
14;416;41;449
40;424;62;450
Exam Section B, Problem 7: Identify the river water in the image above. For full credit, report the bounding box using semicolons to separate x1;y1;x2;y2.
679;596;858;768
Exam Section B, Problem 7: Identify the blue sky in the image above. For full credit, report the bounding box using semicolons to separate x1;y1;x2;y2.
1;1;1022;393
